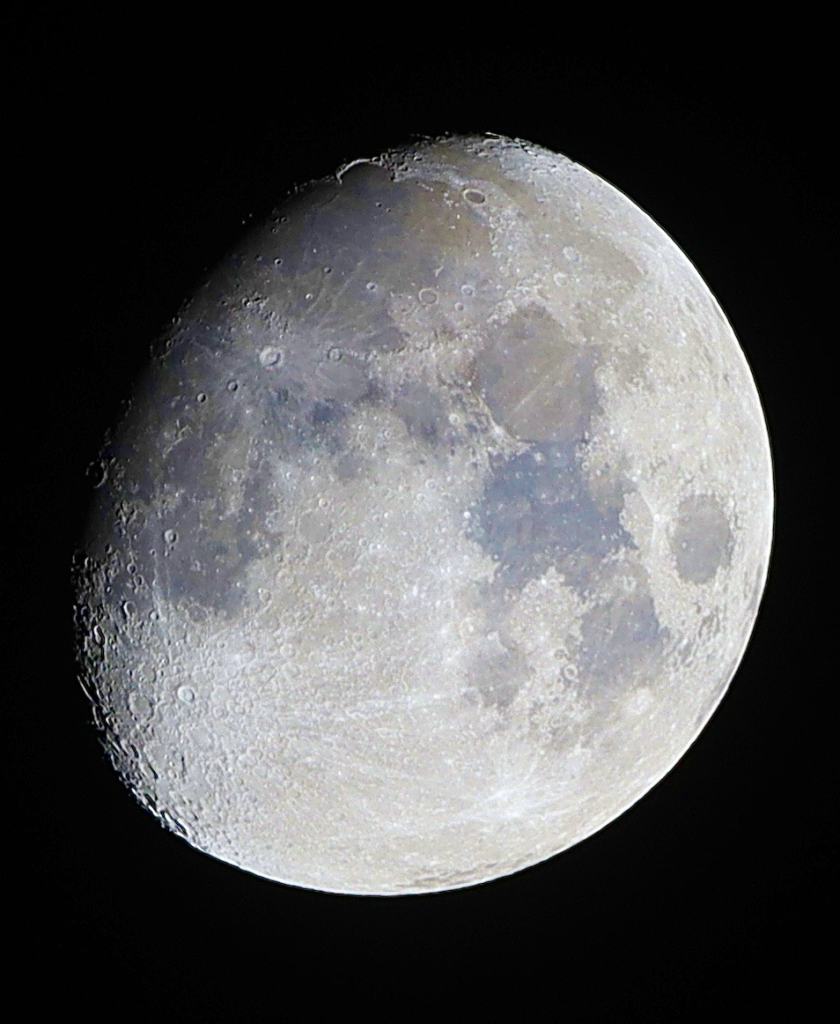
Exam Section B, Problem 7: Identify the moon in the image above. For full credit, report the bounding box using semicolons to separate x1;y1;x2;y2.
73;134;773;895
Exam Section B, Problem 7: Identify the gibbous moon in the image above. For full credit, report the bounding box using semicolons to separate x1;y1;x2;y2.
74;134;773;895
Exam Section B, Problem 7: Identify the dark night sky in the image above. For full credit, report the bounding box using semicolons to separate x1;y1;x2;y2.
13;18;830;1019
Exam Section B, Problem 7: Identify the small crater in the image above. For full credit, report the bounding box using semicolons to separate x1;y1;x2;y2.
418;288;438;305
128;692;153;720
463;189;486;204
86;460;109;488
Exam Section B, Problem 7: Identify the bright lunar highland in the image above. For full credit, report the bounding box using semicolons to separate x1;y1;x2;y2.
74;134;773;894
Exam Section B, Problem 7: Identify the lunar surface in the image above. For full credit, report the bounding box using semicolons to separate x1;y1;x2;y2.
73;134;773;895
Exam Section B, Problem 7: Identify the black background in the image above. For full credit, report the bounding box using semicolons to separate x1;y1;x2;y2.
14;16;829;1020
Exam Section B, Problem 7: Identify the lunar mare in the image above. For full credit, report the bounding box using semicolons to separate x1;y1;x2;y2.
73;134;773;895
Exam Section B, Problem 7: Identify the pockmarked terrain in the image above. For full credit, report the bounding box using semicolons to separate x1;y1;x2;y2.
73;134;773;894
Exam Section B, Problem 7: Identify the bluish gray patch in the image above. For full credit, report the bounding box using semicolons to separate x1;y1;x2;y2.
254;343;370;461
578;575;668;700
392;381;457;449
266;388;350;457
671;494;734;584
158;487;274;619
311;399;343;425
467;442;633;593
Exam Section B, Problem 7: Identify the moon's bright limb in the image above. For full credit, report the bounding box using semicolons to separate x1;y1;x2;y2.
73;134;773;895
